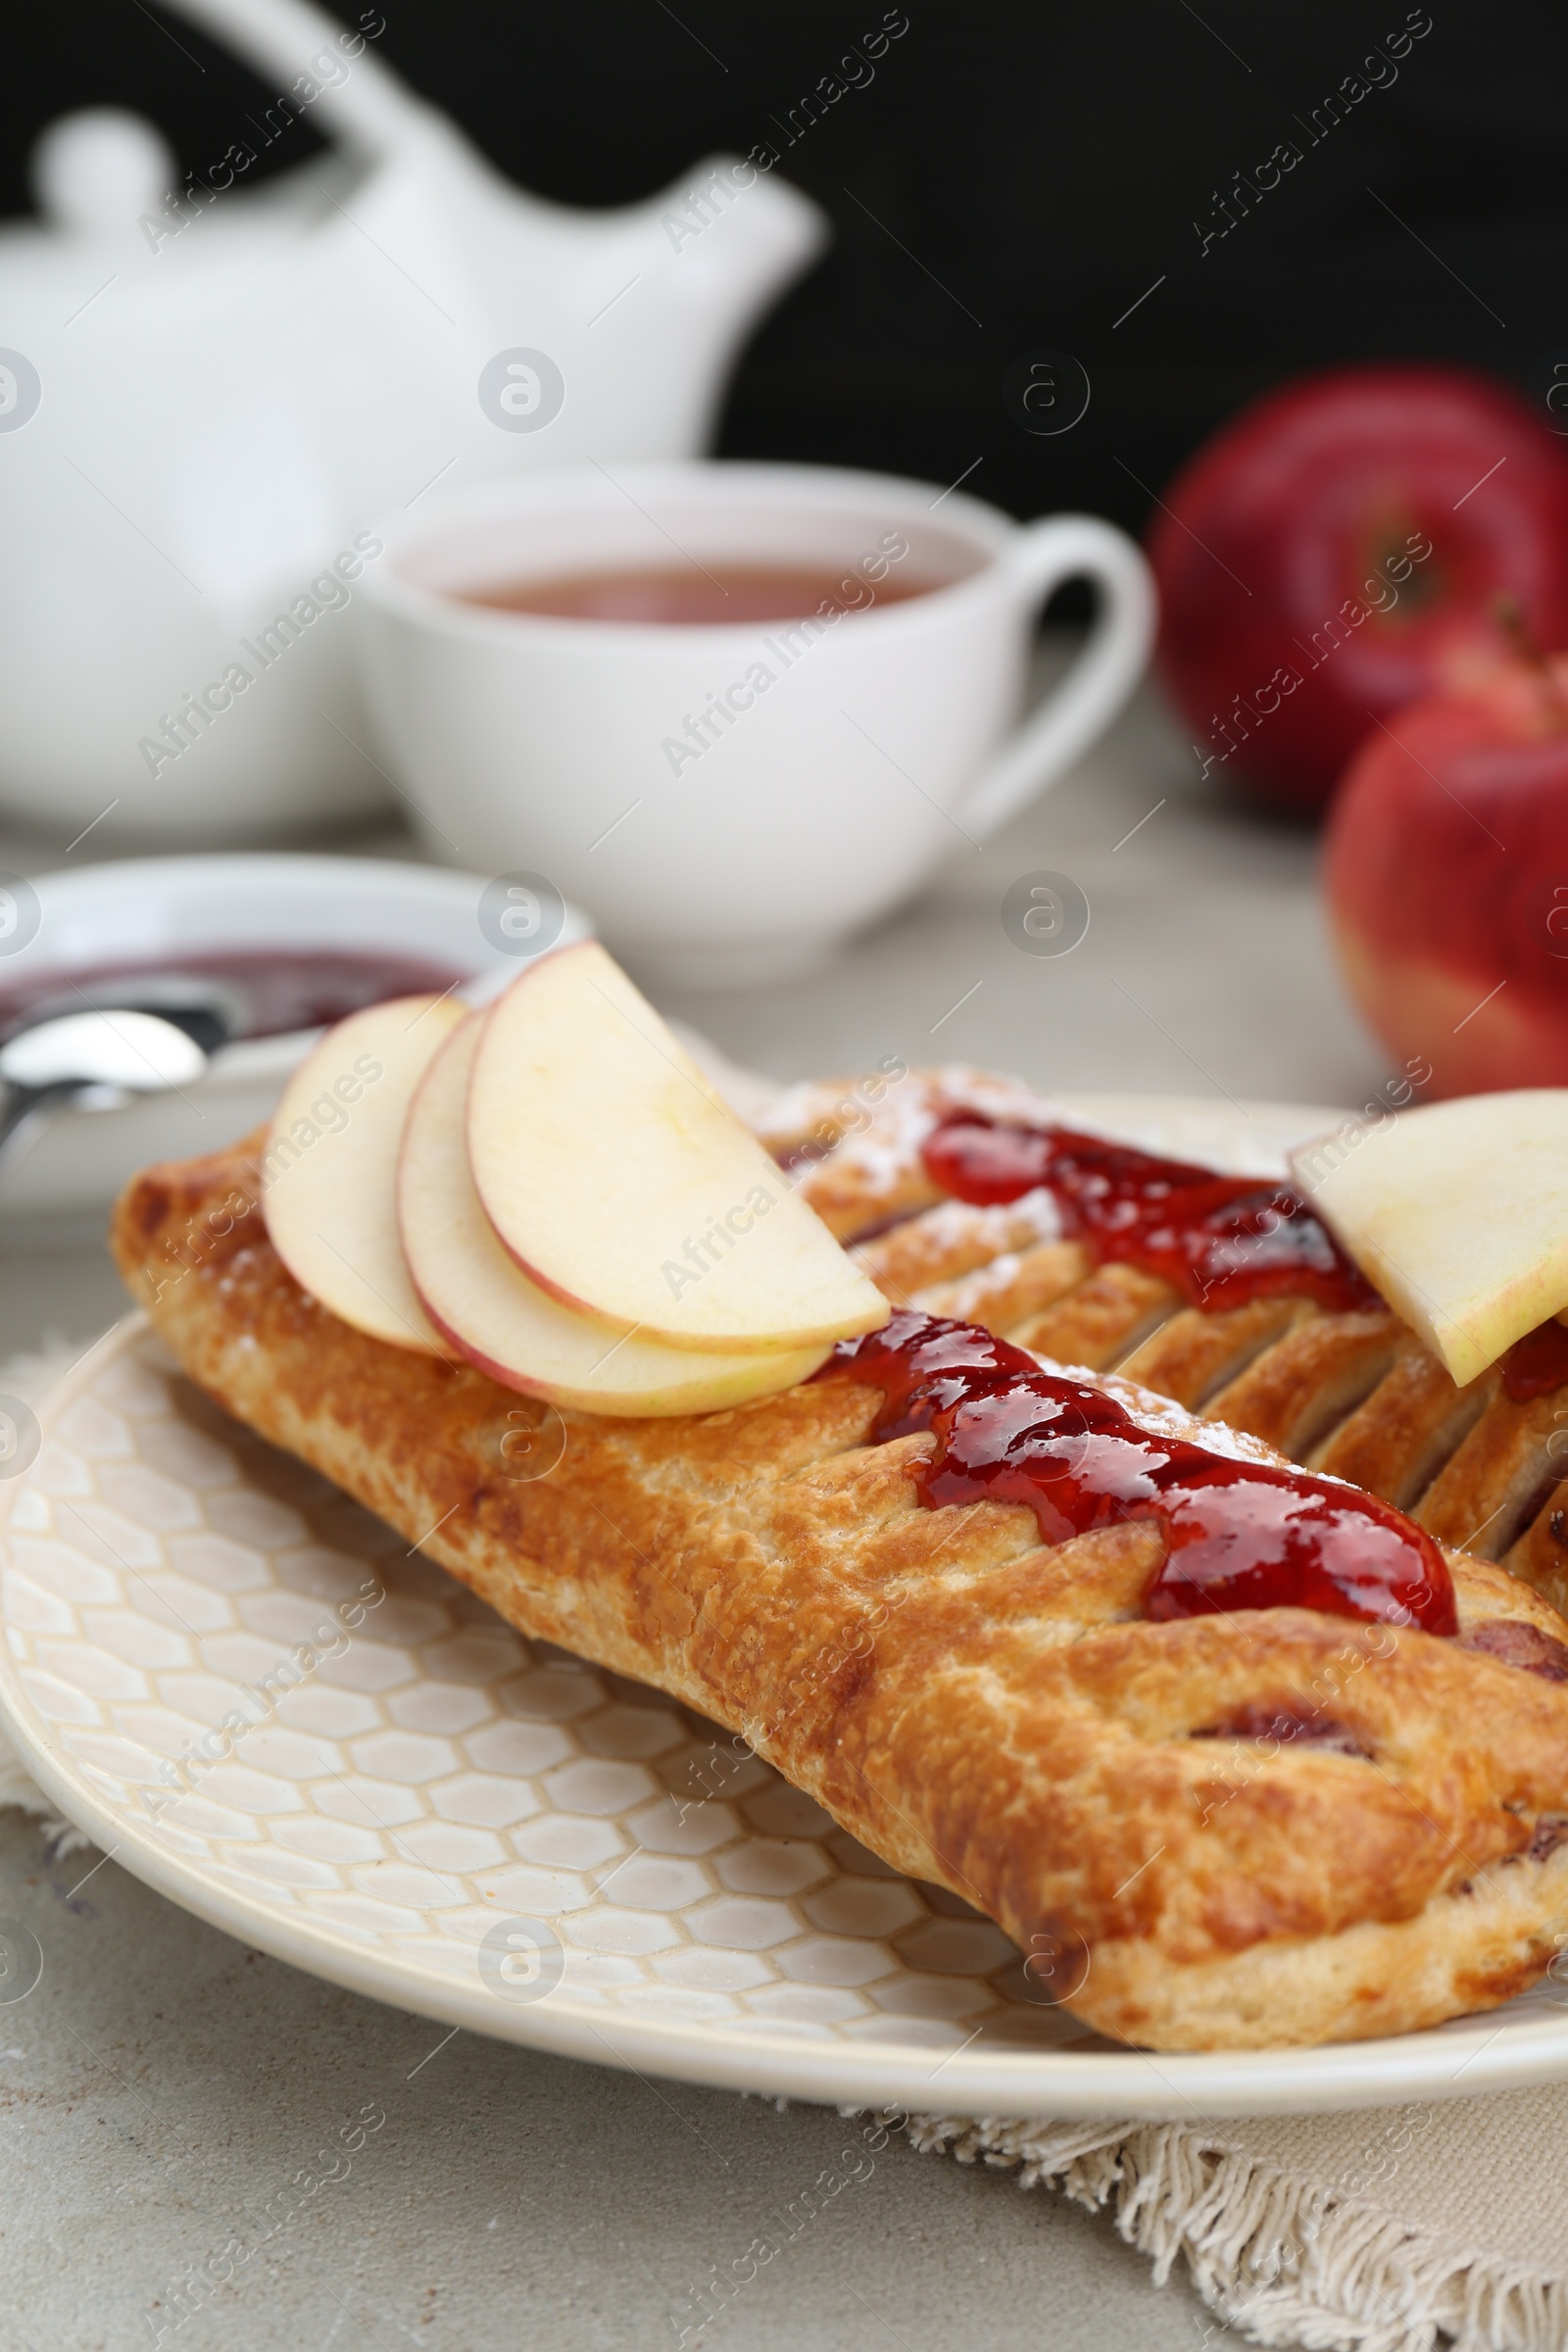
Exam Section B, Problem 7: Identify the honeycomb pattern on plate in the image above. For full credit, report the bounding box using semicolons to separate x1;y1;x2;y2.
0;1328;1105;2056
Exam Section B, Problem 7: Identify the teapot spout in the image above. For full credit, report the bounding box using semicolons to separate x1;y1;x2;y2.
644;155;829;431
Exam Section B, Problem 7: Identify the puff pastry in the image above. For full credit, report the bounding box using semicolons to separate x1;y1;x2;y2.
771;1070;1568;1601
109;1101;1568;2054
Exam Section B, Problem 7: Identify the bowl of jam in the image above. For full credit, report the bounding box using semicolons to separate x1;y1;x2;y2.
0;854;590;1224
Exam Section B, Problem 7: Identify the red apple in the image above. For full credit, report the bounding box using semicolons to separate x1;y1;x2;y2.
1150;366;1568;815
1324;656;1568;1095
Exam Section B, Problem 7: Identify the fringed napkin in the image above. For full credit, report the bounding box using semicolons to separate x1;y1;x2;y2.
888;2103;1568;2352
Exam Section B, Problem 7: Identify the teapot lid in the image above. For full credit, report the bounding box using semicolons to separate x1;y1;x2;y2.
30;111;177;243
10;0;436;273
20;0;431;251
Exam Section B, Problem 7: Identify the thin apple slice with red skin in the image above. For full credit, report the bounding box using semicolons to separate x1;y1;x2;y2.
466;940;888;1354
264;994;467;1351
399;1012;830;1413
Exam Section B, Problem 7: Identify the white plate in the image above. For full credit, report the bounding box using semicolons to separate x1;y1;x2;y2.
4;1099;1568;2121
0;854;590;1227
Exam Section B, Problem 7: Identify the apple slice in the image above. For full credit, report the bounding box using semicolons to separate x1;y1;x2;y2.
466;941;889;1354
399;1013;830;1412
1289;1091;1568;1385
264;993;466;1350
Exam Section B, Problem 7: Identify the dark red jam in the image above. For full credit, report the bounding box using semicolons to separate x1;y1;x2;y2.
0;949;466;1046
1501;1317;1568;1402
816;1309;1456;1635
921;1113;1379;1316
1459;1618;1568;1682
1190;1701;1372;1757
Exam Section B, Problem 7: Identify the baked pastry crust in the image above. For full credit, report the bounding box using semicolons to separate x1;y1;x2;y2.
109;1119;1568;2053
776;1069;1568;1599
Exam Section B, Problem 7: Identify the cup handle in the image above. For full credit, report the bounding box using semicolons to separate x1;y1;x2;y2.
959;514;1156;842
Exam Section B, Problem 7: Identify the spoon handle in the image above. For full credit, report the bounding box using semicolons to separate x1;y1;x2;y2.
0;1083;72;1164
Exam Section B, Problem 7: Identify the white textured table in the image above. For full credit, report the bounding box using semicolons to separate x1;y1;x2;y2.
0;670;1384;2349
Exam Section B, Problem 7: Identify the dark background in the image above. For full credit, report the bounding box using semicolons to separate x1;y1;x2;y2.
3;0;1558;533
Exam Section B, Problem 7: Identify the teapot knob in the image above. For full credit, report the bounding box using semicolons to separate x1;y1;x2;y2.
30;108;175;237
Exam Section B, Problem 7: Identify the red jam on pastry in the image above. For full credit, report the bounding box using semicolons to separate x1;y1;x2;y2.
1500;1316;1568;1402
816;1309;1457;1635
921;1112;1379;1314
922;1108;1568;1407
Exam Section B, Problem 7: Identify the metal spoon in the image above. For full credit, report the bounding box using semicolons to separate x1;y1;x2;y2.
3;972;250;1056
0;1007;210;1159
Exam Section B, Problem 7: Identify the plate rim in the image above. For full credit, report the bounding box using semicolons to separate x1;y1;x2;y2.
7;1112;1568;2120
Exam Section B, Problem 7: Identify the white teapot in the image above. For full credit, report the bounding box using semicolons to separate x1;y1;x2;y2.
0;0;825;841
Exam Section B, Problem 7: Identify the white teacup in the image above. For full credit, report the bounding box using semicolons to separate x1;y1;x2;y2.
355;462;1154;988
